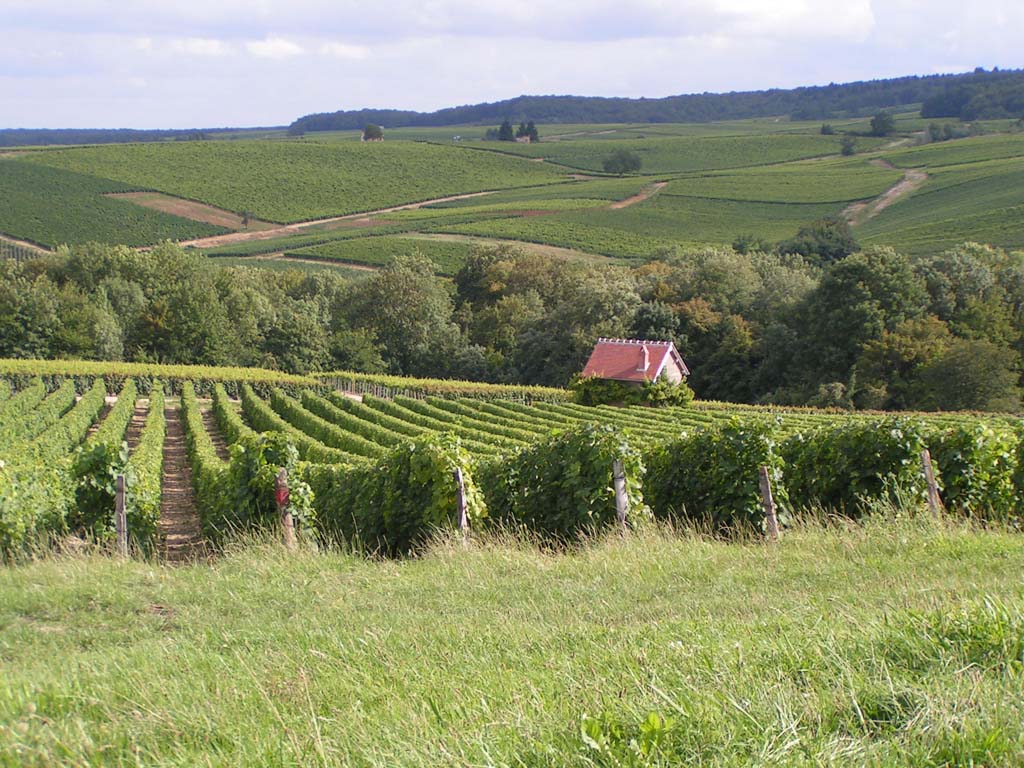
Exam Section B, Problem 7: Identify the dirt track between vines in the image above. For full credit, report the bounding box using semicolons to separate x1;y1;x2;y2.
844;159;928;223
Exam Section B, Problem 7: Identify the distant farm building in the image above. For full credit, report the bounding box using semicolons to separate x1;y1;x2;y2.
581;339;689;385
514;135;533;144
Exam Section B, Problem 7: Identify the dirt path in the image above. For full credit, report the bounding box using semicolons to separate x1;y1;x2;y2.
0;233;51;254
542;129;619;142
608;181;668;210
159;403;205;562
200;407;231;461
178;190;499;250
124;399;149;450
84;397;115;440
108;192;277;231
844;159;928;224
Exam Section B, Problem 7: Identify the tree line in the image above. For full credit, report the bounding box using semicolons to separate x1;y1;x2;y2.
289;69;1024;134
1;237;1023;411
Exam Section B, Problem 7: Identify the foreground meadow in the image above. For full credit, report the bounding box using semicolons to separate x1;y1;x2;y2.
1;518;1022;766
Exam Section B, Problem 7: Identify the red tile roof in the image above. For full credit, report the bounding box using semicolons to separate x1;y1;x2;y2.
580;338;689;383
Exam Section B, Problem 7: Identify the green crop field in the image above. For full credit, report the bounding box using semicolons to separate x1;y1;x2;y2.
437;194;843;258
881;133;1024;168
469;134;890;174
0;160;226;248
665;156;902;204
19;140;569;223
858;156;1024;253
3;120;1024;260
284;235;475;275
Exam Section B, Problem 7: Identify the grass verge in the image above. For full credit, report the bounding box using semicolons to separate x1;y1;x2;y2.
1;518;1022;766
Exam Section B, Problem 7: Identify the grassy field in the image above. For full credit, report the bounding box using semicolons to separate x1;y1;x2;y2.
1;519;1022;766
19;140;568;223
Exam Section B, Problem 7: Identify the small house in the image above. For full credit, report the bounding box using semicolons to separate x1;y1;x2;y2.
580;338;689;385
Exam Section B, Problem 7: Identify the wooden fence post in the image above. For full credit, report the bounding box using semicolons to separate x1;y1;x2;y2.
758;466;780;542
453;467;469;545
115;474;128;557
921;449;943;516
612;459;629;530
276;468;296;551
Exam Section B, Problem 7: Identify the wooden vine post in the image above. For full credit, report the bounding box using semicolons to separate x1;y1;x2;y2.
276;468;296;551
114;474;128;557
612;459;629;531
921;449;943;516
453;467;469;545
758;466;780;542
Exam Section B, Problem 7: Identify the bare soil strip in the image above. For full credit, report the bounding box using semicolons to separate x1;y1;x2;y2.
159;403;205;563
107;192;276;231
608;181;668;210
179;190;498;250
845;159;928;224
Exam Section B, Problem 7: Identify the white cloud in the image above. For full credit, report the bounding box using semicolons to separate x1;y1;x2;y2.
168;37;230;57
319;42;369;60
245;37;303;59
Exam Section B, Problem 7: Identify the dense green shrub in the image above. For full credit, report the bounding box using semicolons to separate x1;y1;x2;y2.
185;383;313;545
571;376;694;408
645;419;788;531
783;418;929;515
124;384;165;550
305;432;482;556
180;381;230;537
71;380;137;536
240;384;354;464
0;379;106;554
477;424;646;540
926;423;1018;523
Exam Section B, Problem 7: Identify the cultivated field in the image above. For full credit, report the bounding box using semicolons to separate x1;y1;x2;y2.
3;115;1023;271
0;361;1020;560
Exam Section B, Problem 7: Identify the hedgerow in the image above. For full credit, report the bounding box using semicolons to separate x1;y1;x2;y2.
783;418;929;516
71;380;138;538
928;423;1019;524
0;379;106;553
645;419;788;531
477;423;647;540
305;432;482;556
239;385;356;465
124;383;165;550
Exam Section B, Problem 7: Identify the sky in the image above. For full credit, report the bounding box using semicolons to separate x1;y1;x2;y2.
1;0;1022;129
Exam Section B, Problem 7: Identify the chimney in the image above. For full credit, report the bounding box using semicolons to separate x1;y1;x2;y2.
637;344;649;372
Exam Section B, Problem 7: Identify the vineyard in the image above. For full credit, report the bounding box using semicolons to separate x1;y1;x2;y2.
1;361;1020;558
2;118;1023;264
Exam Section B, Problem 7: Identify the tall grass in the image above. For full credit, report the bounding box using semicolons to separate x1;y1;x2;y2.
1;518;1022;766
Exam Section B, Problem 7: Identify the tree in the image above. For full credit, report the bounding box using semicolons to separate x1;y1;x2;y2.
516;122;529;139
603;149;642;175
347;252;459;375
526;120;539;142
869;111;895;137
840;136;857;156
778;217;859;265
362;124;383;141
916;339;1021;412
497;120;515;142
820;123;835;135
